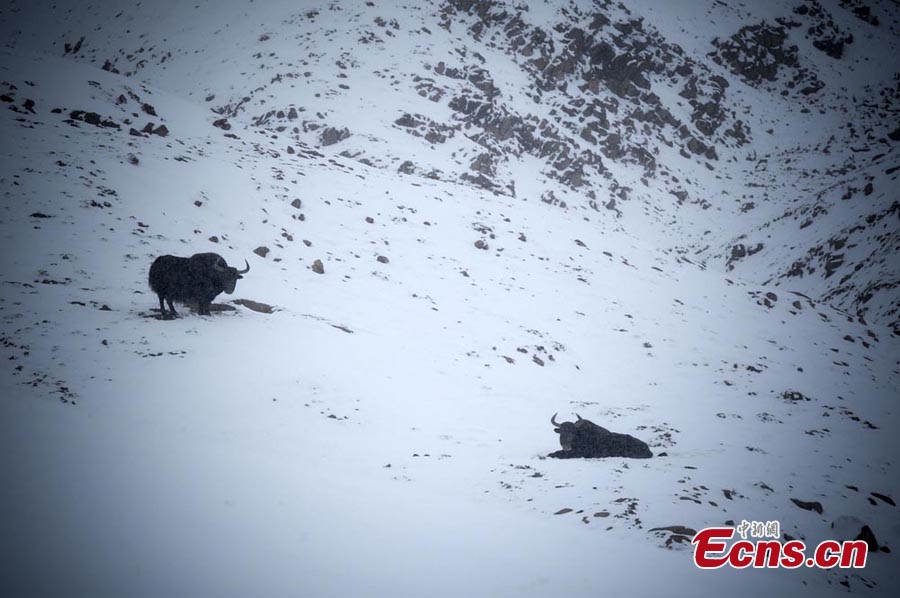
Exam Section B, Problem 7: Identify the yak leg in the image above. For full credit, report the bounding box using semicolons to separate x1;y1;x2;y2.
158;295;166;314
167;298;178;316
198;302;211;316
548;450;576;459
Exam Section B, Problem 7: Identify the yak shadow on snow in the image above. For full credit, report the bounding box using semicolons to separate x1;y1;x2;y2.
141;299;276;320
142;302;238;320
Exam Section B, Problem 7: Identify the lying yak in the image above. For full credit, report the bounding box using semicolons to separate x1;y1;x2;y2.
149;252;249;317
549;413;652;459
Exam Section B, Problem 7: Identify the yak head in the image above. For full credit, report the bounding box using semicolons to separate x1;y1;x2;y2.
550;412;585;451
210;255;250;294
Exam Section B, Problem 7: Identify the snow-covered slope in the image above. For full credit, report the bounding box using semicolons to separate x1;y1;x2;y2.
1;1;898;596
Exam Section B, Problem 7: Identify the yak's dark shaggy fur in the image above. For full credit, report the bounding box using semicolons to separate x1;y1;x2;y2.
149;252;249;317
549;413;652;459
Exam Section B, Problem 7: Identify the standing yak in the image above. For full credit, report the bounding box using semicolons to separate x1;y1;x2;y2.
149;252;249;317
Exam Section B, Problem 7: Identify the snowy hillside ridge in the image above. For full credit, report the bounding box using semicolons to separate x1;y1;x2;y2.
3;0;896;330
1;0;899;596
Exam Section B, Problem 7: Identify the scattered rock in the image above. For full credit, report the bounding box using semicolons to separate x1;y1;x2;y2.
69;110;119;129
320;126;350;146
856;525;879;551
233;298;275;314
650;525;697;547
782;390;811;402
790;498;824;514
649;525;697;536
870;492;895;506
312;259;325;274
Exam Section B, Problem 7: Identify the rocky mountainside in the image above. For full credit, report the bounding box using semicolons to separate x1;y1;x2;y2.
3;0;897;332
0;1;898;596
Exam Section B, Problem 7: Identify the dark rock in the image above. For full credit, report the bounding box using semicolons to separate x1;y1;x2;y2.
726;244;750;270
233;298;275;314
813;38;847;59
63;36;85;56
320;126;350;146
69;110;119;129
649;525;697;536
395;113;425;128
856;525;879;551
253;246;269;258
686;137;707;155
782;390;810;402
790;498;824;513
311;259;325;274
870;492;895;506
823;253;844;278
470;152;495;176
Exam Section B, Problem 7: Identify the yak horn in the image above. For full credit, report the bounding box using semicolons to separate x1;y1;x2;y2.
575;413;583;421
551;412;560;426
237;259;250;274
